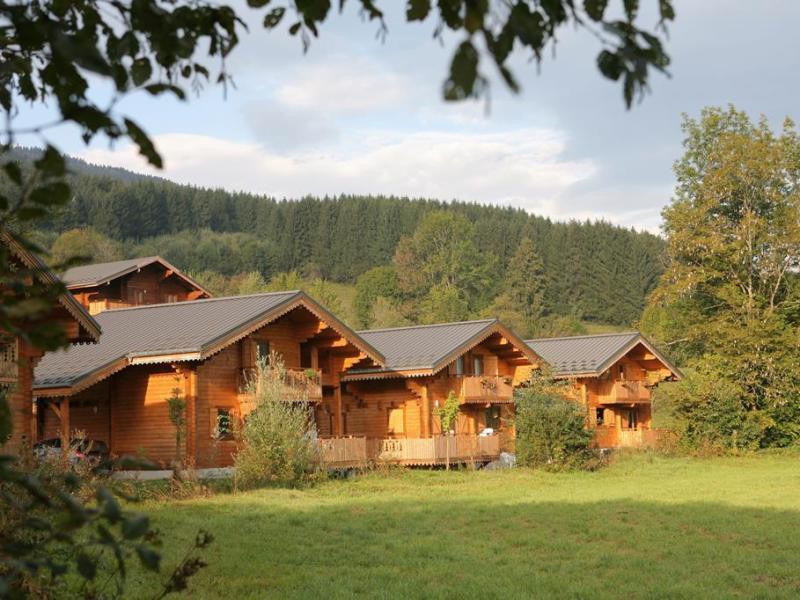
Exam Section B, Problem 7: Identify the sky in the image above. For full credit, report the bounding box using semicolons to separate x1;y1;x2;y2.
20;1;800;233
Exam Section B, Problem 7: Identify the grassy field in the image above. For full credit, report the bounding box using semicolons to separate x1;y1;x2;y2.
127;452;800;599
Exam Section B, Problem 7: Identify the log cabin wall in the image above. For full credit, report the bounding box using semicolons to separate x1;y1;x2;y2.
2;339;41;453
39;380;111;443
336;339;532;444
73;263;202;314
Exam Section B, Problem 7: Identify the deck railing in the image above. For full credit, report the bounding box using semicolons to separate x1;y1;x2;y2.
319;434;502;467
609;380;651;403
459;376;515;403
239;367;323;404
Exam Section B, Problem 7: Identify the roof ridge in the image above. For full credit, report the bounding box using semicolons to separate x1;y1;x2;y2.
358;318;497;334
98;290;301;314
526;331;640;343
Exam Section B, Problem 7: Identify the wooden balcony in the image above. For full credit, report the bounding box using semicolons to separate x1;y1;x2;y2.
459;376;515;404
239;367;323;404
319;434;502;467
605;380;651;404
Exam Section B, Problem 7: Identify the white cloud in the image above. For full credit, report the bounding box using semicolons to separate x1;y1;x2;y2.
79;129;602;219
275;56;409;113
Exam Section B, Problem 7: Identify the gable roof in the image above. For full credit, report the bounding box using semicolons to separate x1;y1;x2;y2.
0;228;100;343
34;291;384;396
525;331;682;379
61;255;211;297
343;318;539;380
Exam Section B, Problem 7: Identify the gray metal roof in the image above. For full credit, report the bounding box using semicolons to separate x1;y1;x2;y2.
0;227;101;342
61;256;211;296
36;291;326;391
353;319;499;372
526;331;656;377
61;256;160;286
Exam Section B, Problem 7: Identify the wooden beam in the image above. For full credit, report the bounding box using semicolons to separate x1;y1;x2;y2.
420;383;431;437
60;397;70;462
335;386;343;436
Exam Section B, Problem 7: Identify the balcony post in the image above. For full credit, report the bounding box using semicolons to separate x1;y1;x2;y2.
420;383;430;437
60;397;70;462
335;385;343;436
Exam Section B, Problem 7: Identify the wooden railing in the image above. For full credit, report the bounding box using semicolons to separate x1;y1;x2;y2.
317;435;502;467
239;367;323;402
609;380;651;403
459;376;515;403
319;437;368;466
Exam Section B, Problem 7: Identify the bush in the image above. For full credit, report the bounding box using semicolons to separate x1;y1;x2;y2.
233;354;323;489
515;371;600;471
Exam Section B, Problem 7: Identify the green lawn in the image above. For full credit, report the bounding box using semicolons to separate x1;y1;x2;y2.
127;453;800;598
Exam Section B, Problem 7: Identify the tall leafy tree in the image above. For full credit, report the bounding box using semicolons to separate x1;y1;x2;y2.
646;106;800;448
394;211;497;323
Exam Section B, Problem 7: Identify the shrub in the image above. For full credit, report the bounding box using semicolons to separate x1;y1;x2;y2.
233;354;323;489
515;370;599;471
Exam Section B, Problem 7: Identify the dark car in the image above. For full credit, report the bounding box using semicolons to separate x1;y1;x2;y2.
33;437;111;469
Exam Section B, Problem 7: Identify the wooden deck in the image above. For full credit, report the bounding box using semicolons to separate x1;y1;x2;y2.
458;376;515;404
319;434;502;467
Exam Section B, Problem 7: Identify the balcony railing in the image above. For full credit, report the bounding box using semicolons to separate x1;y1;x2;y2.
239;367;323;403
607;380;651;404
459;376;515;403
318;434;501;467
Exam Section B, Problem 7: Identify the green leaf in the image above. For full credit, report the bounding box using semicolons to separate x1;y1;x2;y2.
144;83;186;100
34;145;66;177
406;0;430;21
659;0;675;21
248;0;272;6
135;545;161;571
263;7;286;29
3;162;22;185
597;50;624;80
121;513;150;540
583;0;609;22
131;58;152;86
97;487;122;523
124;118;163;169
77;553;97;580
443;40;484;101
30;182;71;206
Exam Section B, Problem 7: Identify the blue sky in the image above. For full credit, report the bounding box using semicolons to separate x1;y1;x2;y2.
25;1;800;232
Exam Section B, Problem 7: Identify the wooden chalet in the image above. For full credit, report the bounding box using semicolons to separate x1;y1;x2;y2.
62;256;211;314
33;291;383;468
326;319;539;466
526;332;681;449
0;229;101;454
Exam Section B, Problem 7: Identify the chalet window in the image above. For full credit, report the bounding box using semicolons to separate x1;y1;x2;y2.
213;408;234;440
164;293;178;303
619;365;625;379
129;287;146;305
454;356;465;376
485;405;500;429
256;341;270;365
473;355;484;376
387;407;404;435
595;408;605;426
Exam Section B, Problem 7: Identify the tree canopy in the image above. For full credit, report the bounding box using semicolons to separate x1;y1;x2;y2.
644;106;800;449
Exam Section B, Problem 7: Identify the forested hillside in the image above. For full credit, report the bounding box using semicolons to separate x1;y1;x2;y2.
21;158;665;333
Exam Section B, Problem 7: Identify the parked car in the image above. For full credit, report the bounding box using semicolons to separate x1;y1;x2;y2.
33;437;111;469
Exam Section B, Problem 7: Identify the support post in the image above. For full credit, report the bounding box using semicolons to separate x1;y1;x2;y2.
420;383;431;437
60;397;70;461
335;385;343;437
183;367;197;467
